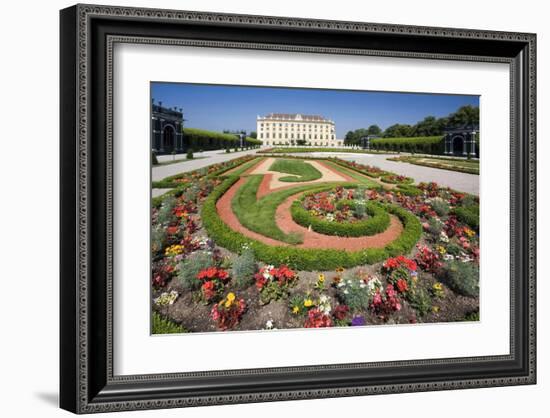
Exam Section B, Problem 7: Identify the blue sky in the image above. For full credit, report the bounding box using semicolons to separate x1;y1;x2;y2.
151;82;479;138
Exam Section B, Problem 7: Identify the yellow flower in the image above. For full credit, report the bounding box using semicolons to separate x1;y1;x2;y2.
464;227;476;238
224;292;236;308
318;274;325;283
164;244;184;256
292;306;300;314
432;306;440;313
433;282;443;291
303;299;313;308
436;245;446;255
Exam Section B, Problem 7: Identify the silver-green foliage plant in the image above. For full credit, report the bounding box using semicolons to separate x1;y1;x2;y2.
442;260;479;297
430;197;450;217
231;248;257;289
157;195;177;225
178;251;214;290
151;225;167;255
335;272;379;313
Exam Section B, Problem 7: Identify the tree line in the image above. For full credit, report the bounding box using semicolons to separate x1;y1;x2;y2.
344;105;479;146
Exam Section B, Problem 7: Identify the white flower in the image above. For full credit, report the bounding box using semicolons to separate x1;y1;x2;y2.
439;231;449;243
443;254;455;261
343;289;349;294
265;320;274;330
154;290;179;306
367;277;382;294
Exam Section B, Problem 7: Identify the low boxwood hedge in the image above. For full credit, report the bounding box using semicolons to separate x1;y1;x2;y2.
291;197;390;237
396;184;423;196
201;177;422;270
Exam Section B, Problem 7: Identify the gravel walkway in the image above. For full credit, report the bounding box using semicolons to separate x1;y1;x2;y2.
288;152;479;195
152;149;260;181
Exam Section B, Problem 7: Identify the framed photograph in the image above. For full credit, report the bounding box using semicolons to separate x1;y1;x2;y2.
60;4;536;414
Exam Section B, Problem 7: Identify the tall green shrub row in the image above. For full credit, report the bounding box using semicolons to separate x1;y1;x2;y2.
370;136;444;154
182;128;262;151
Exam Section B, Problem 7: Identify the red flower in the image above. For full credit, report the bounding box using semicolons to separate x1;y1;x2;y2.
333;305;349;321
197;267;229;282
201;280;217;301
166;225;179;235
304;308;333;328
396;278;408;293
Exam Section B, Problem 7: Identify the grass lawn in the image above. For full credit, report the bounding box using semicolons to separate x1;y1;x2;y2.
323;160;380;187
269;159;323;182
388;156;479;175
231;175;356;245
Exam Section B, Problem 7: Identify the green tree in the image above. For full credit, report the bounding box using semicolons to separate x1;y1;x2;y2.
447;105;479;127
411;116;442;136
367;124;382;136
250;131;257;139
382;124;413;138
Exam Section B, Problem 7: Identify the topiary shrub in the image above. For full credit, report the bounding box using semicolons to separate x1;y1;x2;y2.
177;251;214;290
442;260;479;297
231;248;257;289
186;148;194;159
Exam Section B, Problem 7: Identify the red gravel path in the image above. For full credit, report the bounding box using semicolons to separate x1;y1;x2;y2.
216;179;404;250
275;192;404;250
255;160;356;199
216;177;290;247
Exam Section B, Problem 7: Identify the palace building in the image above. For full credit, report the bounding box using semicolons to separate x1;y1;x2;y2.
257;113;342;147
151;99;185;154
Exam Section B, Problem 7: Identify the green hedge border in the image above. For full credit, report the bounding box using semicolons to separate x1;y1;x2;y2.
291;194;390;237
202;176;422;270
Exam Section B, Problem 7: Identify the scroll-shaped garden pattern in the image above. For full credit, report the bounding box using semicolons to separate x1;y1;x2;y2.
151;155;480;333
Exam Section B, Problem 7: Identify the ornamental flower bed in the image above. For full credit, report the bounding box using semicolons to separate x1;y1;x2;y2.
197;267;230;304
302;187;364;223
381;174;414;185
210;292;246;330
151;155;480;334
254;265;298;305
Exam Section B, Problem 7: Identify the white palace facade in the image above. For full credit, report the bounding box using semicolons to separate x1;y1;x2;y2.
257;113;343;147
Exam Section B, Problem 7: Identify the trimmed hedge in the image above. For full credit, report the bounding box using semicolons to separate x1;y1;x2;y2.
396;184;423;196
201;176;422;270
258;147;393;155
291;197;390;237
370;136;444;155
182;127;262;151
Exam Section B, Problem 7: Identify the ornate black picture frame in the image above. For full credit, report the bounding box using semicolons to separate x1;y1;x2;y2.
60;4;536;414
